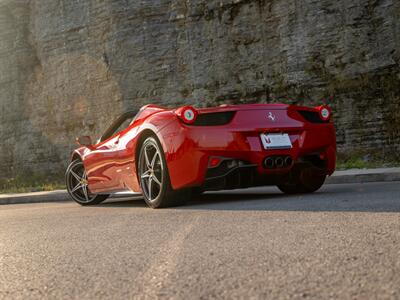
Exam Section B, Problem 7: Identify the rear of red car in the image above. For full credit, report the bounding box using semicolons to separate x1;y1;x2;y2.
159;103;336;192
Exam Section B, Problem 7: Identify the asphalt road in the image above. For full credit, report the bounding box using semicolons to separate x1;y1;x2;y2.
0;182;399;299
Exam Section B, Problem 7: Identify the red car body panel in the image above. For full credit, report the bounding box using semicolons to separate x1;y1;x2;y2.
72;104;336;194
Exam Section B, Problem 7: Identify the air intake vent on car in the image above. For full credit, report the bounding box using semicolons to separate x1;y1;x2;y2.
191;111;236;126
298;110;329;124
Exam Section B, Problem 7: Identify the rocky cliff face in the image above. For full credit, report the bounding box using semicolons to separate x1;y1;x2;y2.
0;0;399;179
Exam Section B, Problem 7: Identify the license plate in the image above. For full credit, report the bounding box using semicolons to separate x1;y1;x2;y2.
260;133;292;150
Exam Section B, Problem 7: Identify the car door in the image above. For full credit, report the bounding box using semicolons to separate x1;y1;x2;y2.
83;112;137;194
83;134;122;193
112;123;139;192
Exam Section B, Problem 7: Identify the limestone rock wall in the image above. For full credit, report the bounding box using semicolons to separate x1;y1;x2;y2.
0;0;399;179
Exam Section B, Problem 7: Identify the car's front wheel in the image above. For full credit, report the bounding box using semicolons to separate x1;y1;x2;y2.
66;160;109;205
138;136;188;208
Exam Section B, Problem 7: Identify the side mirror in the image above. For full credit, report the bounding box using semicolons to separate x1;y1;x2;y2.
76;136;92;147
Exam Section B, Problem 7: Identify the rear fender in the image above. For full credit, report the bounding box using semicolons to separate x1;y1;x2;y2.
131;112;178;191
137;110;177;152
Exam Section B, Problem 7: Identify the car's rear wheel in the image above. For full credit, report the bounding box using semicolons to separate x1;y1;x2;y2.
66;160;109;205
138;136;188;208
277;167;326;194
191;187;204;197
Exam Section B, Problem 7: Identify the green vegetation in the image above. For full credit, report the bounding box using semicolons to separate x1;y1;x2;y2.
336;152;400;170
336;158;395;170
0;174;64;194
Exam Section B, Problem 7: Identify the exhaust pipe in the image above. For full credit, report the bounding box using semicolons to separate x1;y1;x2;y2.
264;157;274;168
275;157;284;168
284;156;293;167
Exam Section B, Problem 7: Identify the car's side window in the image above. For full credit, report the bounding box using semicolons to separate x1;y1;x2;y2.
98;110;139;143
113;118;133;136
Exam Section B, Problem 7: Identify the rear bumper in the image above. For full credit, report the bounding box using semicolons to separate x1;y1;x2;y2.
159;119;336;190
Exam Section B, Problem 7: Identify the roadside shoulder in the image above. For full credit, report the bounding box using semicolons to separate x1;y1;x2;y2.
0;190;69;205
1;167;399;204
327;167;400;184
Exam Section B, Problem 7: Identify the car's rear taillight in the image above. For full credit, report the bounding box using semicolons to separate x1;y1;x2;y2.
175;106;198;124
316;105;332;121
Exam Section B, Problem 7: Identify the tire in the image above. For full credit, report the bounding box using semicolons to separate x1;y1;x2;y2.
66;160;109;205
138;136;189;208
277;167;326;194
191;187;204;197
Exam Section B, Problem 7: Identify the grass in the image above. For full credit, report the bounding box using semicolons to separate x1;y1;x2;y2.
335;159;395;170
336;153;400;170
0;175;65;194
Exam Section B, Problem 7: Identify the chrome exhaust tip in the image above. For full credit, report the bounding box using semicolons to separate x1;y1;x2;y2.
284;156;293;167
275;157;284;168
264;157;275;168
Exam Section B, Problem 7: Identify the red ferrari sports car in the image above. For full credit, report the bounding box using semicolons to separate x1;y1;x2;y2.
66;103;336;208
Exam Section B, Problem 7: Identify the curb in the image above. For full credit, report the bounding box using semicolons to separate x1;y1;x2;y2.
0;190;70;205
326;167;400;184
0;190;143;205
1;168;399;205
